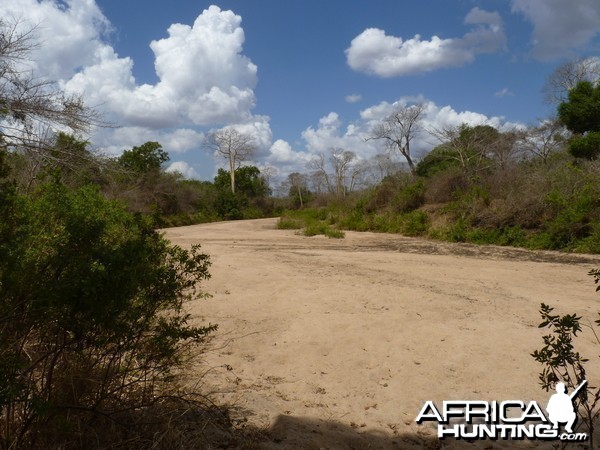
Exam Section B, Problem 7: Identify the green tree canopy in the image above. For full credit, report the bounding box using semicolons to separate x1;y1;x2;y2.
558;81;600;134
416;145;461;177
557;81;600;159
421;124;498;176
118;141;169;173
214;166;269;198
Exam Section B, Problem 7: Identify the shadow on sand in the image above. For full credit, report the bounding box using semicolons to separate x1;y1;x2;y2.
252;414;440;449
241;414;590;449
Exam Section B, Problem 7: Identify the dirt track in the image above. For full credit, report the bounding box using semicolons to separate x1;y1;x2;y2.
163;218;600;449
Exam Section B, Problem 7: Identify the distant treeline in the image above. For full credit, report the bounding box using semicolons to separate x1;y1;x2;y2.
277;79;600;254
4;137;281;227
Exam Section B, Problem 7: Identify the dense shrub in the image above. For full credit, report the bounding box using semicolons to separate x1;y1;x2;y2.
537;184;600;250
415;146;460;177
392;180;425;213
338;208;372;231
400;210;430;236
277;217;303;229
424;168;470;204
0;179;215;448
569;132;600;159
277;209;345;238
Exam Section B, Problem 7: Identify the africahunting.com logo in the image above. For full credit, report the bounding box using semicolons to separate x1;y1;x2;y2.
415;380;588;442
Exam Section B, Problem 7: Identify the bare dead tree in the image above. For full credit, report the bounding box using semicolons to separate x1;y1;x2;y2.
429;123;498;174
486;129;523;170
372;153;394;182
543;57;600;105
0;20;102;151
307;149;357;197
203;128;255;193
288;172;308;207
520;118;569;164
307;152;333;194
369;103;424;175
348;159;370;192
260;164;277;191
329;147;355;196
309;169;328;194
0;19;106;191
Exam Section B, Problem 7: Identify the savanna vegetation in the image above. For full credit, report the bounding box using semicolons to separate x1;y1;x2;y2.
277;60;600;252
5;135;278;227
2;12;600;448
0;20;268;448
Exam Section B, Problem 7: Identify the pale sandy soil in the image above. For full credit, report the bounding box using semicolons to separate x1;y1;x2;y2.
163;218;600;449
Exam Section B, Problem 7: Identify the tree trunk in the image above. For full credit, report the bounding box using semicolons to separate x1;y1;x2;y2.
406;157;416;175
401;145;417;176
229;157;236;193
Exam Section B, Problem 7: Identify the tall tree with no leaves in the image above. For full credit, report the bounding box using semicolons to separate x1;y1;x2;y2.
370;103;424;175
429;123;498;174
307;148;356;196
287;172;308;207
0;19;101;163
307;152;333;194
543;57;600;105
329;147;355;196
204;128;255;193
520;118;568;164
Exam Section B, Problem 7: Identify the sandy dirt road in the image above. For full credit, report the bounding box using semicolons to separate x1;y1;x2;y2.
163;218;600;449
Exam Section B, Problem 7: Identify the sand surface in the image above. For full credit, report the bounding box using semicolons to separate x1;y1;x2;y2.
163;218;600;449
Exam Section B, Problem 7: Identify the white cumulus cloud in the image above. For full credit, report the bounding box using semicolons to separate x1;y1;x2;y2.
1;0;112;81
64;5;258;128
93;127;205;157
0;1;262;160
345;7;505;77
166;161;200;179
298;97;524;167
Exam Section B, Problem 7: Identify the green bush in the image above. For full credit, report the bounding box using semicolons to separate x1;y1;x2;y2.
392;180;425;213
415;146;460;177
0;180;215;448
277;217;303;229
323;227;345;239
241;206;263;220
463;226;527;247
569;132;600;159
574;225;600;254
302;221;326;236
400;210;430;236
541;184;599;250
373;212;403;233
444;218;469;242
215;189;245;220
278;208;345;238
303;220;342;238
339;208;371;231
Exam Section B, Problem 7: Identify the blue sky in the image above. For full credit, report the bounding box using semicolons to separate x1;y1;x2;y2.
2;0;600;182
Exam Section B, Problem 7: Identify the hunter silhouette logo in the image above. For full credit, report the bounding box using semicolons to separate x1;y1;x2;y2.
547;380;586;433
415;380;589;442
